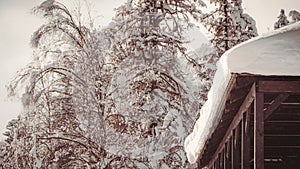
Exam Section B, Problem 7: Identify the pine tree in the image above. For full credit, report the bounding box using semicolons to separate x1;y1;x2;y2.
1;119;19;169
289;10;300;23
274;9;290;29
98;0;210;168
0;141;3;169
1;118;33;168
202;0;257;56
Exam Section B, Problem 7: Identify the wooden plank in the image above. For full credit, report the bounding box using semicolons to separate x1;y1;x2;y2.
265;147;300;156
264;93;289;120
268;110;300;121
281;94;300;103
208;83;256;168
233;124;241;169
242;110;251;169
265;135;300;146
258;81;300;93
265;123;300;135
231;130;235;169
225;99;244;114
217;155;220;169
199;75;238;167
228;88;249;104
220;150;224;169
210;83;256;166
254;92;264;169
238;83;256;119
223;147;227;169
229;137;233;169
225;142;230;169
236;76;255;89
241;117;245;169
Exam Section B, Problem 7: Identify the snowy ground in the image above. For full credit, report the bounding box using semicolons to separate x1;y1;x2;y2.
184;22;300;164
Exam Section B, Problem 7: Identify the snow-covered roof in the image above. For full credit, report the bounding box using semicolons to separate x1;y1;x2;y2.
184;22;300;164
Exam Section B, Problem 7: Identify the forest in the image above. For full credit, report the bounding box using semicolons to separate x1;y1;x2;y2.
0;0;297;168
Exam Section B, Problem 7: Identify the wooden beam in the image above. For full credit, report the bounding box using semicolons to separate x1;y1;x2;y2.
265;135;300;146
229;137;233;169
242;110;251;169
220;150;224;169
199;75;238;168
225;142;230;169
265;123;300;135
222;146;227;169
254;92;264;169
233;124;241;169
228;88;248;104
265;147;300;156
231;129;235;169
225;99;244;114
268;110;300;121
264;93;289;120
264;145;300;148
258;81;300;93
208;83;256;168
236;76;255;89
216;154;220;169
238;83;256;118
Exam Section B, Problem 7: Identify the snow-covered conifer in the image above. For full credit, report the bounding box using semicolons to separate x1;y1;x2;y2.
274;9;290;29
289;10;300;23
1;118;31;168
202;0;258;56
0;141;4;168
97;0;213;168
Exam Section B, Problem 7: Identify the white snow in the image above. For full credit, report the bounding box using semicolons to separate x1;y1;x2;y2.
40;0;55;8
184;22;300;164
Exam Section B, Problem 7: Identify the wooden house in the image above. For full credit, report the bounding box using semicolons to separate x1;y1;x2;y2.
184;23;300;169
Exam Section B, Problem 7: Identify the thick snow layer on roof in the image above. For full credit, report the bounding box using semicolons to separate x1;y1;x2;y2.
184;22;300;164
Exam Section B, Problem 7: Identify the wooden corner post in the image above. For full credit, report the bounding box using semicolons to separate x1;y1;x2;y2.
254;91;264;169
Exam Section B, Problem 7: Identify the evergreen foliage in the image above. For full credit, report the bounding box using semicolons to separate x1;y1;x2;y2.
201;0;257;56
274;9;300;30
289;10;300;23
274;9;289;29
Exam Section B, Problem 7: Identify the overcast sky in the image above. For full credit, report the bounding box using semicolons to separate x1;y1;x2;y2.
0;0;299;139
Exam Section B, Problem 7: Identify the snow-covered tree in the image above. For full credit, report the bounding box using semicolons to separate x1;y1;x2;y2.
0;141;3;168
99;0;213;168
289;10;300;23
3;0;219;168
5;1;106;168
187;43;219;108
1;119;19;169
105;0;206;64
0;141;3;169
202;0;257;56
1;118;30;169
274;9;289;29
